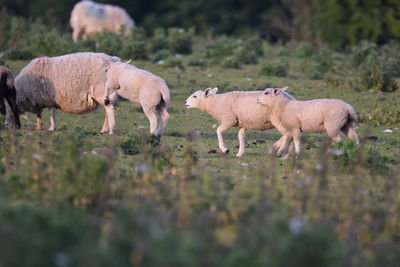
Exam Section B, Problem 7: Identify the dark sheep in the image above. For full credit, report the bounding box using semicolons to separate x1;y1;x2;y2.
0;66;21;128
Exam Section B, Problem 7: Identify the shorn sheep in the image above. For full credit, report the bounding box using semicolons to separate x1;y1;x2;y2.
6;52;120;133
184;88;295;157
70;0;134;42
257;87;359;157
104;60;170;136
0;66;20;128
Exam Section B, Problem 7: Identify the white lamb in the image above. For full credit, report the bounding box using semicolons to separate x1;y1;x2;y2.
103;61;170;136
70;0;134;42
184;87;295;157
257;87;359;157
6;52;120;133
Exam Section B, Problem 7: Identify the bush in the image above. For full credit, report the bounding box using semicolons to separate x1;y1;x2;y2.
361;102;400;126
357;52;397;92
292;42;315;58
259;61;288;77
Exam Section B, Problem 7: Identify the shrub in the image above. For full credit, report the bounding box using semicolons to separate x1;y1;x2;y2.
361;102;400;126
163;56;185;70
292;42;314;58
351;40;378;67
357;53;397;92
259;61;288;77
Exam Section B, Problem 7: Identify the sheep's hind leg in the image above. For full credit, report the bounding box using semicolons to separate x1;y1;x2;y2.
341;122;359;144
236;128;247;157
216;123;232;154
143;106;158;135
48;108;56;131
292;131;302;158
155;104;169;136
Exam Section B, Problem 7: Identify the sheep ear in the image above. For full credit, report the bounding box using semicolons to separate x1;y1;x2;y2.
281;86;288;92
263;88;270;95
125;59;132;64
205;87;218;97
273;88;281;95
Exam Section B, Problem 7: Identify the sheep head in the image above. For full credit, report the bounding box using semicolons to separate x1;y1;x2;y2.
257;86;288;106
184;87;218;108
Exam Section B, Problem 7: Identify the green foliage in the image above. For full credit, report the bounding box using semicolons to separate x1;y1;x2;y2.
292;42;315;58
188;36;264;68
312;0;400;49
0;204;98;267
259;61;288;77
361;103;400;126
119;132;161;156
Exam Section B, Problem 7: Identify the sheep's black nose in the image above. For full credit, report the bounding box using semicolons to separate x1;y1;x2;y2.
185;101;187;104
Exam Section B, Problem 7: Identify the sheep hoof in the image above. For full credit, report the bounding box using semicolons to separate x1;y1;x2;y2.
48;128;56;131
236;152;243;157
223;149;230;154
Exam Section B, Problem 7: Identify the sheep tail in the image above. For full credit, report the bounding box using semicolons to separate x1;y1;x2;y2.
159;85;170;107
347;105;358;123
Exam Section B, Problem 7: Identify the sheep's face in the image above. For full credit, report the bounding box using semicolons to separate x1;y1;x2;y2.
185;87;218;108
257;87;288;107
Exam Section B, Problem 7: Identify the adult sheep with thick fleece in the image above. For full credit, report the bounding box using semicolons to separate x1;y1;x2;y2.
257;87;359;157
184;88;295;157
104;61;170;136
6;52;120;133
70;0;134;42
0;66;20;128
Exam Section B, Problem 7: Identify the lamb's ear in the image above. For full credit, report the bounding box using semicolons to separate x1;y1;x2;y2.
273;88;281;95
281;86;288;92
205;87;218;97
263;88;271;95
125;59;132;64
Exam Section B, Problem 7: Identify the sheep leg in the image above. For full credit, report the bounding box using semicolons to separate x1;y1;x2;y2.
292;131;302;158
216;124;232;154
0;98;5;116
35;112;43;130
4;89;21;128
342;122;359;144
276;133;293;157
48;108;56;131
236;128;247;157
104;105;116;134
72;28;81;42
327;127;342;144
143;107;158;135
155;104;169;136
100;115;109;134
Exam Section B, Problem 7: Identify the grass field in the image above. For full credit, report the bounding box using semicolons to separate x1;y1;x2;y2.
1;55;400;266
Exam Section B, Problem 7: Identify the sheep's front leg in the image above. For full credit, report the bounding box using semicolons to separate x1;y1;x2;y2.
100;115;109;134
104;104;116;134
276;133;292;157
236;127;247;157
216;124;232;154
48;108;56;131
36;111;43;130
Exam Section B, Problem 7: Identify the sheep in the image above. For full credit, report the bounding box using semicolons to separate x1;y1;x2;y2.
6;52;120;133
0;66;20;128
70;0;134;42
256;87;359;158
103;60;170;136
184;87;296;157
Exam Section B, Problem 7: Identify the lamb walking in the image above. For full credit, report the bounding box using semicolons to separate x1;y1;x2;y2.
257;87;359;158
184;87;295;157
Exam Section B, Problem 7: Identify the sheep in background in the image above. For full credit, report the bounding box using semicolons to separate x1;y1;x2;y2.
70;0;134;42
184;87;295;157
257;87;359;158
104;61;170;136
0;66;20;128
6;52;120;133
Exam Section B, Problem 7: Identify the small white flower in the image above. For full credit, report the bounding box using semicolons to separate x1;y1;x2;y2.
157;60;164;65
33;153;41;160
207;74;213;78
138;126;145;129
383;129;393;133
241;162;249;166
244;77;253;81
212;124;217;128
289;216;307;234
